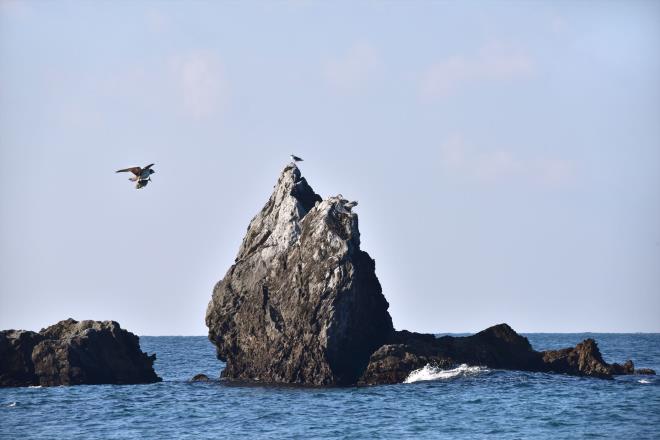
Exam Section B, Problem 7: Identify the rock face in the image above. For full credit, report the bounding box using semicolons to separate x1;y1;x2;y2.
206;164;655;386
0;319;161;387
206;164;393;385
0;330;43;387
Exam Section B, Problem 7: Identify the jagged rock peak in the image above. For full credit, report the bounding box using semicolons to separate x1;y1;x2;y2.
236;164;321;262
206;164;393;386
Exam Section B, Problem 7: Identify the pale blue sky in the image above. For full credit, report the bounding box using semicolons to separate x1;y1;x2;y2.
1;1;658;335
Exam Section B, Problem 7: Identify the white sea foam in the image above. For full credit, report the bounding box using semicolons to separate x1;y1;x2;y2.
28;386;42;389
404;363;488;384
638;379;651;384
7;402;17;407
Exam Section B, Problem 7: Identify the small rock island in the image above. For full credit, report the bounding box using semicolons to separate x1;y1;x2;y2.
206;164;655;386
0;319;161;387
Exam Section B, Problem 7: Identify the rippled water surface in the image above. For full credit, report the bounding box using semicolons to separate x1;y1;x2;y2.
2;334;659;439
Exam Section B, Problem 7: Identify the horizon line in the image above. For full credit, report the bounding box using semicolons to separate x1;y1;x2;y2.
140;331;660;337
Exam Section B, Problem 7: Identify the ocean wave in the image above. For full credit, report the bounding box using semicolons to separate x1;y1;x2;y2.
404;363;489;384
7;402;17;407
638;379;652;384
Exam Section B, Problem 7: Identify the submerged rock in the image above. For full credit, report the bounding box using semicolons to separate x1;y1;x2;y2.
206;164;654;386
190;373;211;382
206;164;393;385
0;319;161;387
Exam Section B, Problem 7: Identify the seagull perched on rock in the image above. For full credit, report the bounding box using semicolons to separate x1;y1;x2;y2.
116;163;155;189
290;154;303;162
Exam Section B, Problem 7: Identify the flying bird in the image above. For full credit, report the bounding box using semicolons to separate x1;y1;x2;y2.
116;163;155;190
290;154;303;162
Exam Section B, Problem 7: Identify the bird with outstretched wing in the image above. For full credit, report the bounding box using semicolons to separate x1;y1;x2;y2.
116;163;155;189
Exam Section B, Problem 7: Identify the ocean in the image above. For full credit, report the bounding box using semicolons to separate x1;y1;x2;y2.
2;334;659;439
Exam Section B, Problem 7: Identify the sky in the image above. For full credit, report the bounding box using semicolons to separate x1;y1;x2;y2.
1;0;659;335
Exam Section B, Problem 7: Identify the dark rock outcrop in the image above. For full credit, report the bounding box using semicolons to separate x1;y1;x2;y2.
540;339;654;378
0;319;161;387
0;330;43;387
541;338;613;379
358;341;453;386
360;324;542;385
436;324;542;370
206;165;655;386
360;326;655;384
206;164;393;385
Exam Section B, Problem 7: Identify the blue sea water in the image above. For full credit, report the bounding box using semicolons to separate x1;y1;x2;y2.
2;334;659;439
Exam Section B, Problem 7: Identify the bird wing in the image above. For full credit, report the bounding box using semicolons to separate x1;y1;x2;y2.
143;163;155;170
116;166;142;176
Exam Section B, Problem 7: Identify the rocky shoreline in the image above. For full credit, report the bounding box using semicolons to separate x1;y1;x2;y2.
0;319;161;387
206;164;655;386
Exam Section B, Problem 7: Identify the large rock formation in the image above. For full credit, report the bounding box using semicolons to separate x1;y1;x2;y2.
0;319;161;387
206;164;393;385
206;164;655;386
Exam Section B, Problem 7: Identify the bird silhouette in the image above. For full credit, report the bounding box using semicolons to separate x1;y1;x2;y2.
116;163;155;189
290;154;303;162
